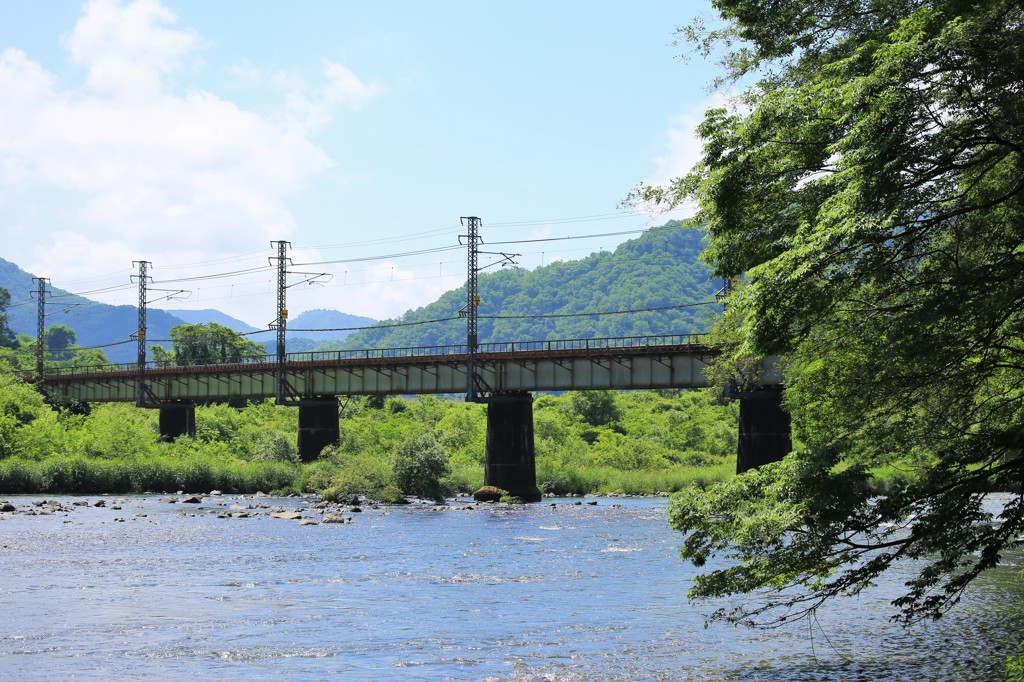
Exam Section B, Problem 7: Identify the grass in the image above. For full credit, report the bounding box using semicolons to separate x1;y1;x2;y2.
0;453;736;498
537;459;735;496
0;456;299;495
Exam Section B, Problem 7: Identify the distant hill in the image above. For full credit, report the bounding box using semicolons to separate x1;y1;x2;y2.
248;309;377;345
0;259;377;363
0;257;185;364
341;223;723;350
290;309;377;339
1;223;718;362
163;308;260;333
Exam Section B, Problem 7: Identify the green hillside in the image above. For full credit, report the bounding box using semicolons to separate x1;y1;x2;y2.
0;258;186;364
342;223;721;349
0;223;719;359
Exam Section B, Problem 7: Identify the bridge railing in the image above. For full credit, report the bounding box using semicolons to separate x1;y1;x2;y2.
286;343;468;364
33;333;710;379
478;333;707;354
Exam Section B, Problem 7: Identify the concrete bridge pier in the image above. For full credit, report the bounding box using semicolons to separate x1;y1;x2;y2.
298;396;340;462
158;401;196;442
484;391;542;502
736;387;792;473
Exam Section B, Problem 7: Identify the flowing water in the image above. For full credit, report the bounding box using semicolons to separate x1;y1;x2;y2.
0;493;1020;681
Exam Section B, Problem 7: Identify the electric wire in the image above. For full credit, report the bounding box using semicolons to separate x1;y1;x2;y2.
19;214;694;353
71;296;716;352
35;221;682;300
290;244;464;268
150;265;276;285
479;300;717;320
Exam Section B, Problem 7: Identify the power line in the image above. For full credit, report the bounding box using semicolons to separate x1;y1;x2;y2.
297;224;464;252
151;264;276;285
51;284;136;299
486;223;683;247
479;300;717;320
287;316;462;333
76;339;136;350
291;244;464;268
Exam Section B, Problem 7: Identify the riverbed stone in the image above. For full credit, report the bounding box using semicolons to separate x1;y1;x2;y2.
473;486;505;502
268;511;303;520
182;496;203;504
93;500;106;507
321;514;352;524
0;502;15;512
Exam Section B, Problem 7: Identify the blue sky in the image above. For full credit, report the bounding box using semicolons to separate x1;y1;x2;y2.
0;0;723;326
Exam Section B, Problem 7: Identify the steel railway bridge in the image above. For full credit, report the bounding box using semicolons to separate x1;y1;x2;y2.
36;333;790;501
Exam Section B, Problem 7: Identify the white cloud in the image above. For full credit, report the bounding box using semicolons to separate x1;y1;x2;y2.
284;61;385;134
644;93;740;219
0;0;381;324
63;0;199;97
649;108;705;191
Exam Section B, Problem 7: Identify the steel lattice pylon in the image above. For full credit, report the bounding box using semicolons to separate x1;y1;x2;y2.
132;260;151;407
32;277;48;381
270;240;291;404
460;216;482;401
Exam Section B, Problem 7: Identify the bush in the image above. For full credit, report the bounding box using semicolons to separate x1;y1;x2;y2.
309;446;403;503
394;433;452;501
251;430;299;464
1008;640;1024;682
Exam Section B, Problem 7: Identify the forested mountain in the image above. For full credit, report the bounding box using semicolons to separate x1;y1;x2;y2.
1;223;718;360
254;309;377;344
342;224;721;349
0;259;380;362
0;258;186;363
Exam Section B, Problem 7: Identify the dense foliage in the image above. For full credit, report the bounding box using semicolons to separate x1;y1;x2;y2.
0;288;17;349
150;322;265;366
644;0;1024;627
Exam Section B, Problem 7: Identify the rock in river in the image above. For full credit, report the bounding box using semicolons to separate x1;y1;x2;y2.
268;511;303;520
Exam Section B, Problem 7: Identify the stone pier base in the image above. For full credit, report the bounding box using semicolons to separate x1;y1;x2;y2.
736;387;792;473
484;392;542;502
158;401;196;442
297;396;340;462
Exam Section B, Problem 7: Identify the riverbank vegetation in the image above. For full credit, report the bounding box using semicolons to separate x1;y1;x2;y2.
0;350;740;498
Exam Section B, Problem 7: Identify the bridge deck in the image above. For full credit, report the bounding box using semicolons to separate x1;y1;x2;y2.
36;335;765;403
36;333;786;403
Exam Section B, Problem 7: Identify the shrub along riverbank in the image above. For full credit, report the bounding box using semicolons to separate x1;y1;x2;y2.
0;362;741;499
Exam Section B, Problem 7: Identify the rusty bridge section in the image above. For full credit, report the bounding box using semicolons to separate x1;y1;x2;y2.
38;334;751;404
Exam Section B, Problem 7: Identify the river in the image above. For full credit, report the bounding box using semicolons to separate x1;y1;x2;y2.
0;493;1020;681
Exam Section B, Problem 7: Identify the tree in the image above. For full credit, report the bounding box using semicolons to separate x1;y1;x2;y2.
44;324;76;361
393;433;451;502
151;323;265;367
66;347;109;370
641;0;1024;627
0;289;18;350
569;390;622;427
